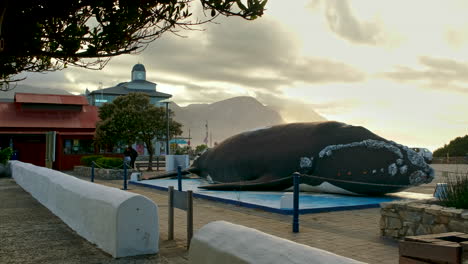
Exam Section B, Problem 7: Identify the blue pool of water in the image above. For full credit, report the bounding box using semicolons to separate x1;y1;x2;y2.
129;178;422;214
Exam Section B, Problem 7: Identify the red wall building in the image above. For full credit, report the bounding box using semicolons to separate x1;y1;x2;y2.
0;93;100;170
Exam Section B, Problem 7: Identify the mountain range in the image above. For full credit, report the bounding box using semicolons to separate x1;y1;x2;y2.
171;96;287;146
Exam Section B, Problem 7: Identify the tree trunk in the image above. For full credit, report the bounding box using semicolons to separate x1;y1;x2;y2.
146;141;154;171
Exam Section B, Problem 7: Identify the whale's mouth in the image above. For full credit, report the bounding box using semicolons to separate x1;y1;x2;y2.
315;139;435;187
389;141;435;184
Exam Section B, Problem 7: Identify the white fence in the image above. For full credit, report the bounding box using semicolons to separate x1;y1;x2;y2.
11;161;159;258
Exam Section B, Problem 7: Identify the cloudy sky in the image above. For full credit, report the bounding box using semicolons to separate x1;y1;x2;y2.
17;0;468;151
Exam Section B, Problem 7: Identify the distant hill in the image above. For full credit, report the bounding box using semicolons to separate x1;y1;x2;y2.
434;135;468;157
0;85;72;101
171;96;324;146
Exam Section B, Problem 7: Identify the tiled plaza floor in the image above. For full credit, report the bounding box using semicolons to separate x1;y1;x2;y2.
2;164;467;263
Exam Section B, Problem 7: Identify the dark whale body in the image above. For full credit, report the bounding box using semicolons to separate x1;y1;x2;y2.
177;121;434;195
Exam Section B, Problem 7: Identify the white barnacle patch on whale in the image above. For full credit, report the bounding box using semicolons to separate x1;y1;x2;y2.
300;157;313;168
409;170;428;185
372;169;377;174
396;159;403;166
399;165;408;175
388;163;398;176
380;168;384;173
318;139;403;159
406;148;426;168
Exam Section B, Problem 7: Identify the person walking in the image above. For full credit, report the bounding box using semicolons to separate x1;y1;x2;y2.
130;147;138;169
123;146;132;168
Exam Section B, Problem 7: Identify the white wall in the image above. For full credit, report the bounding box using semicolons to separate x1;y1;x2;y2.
166;154;190;171
11;161;159;258
189;221;366;264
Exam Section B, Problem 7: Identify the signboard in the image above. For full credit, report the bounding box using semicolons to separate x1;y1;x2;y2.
169;139;188;144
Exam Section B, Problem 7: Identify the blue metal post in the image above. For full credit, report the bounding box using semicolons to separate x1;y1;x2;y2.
123;161;128;190
293;172;300;233
177;165;182;191
91;161;95;182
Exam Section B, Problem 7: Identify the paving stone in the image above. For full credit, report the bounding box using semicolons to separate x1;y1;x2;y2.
1;173;405;264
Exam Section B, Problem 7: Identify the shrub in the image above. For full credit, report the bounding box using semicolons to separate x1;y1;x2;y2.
437;172;468;209
80;155;103;167
94;157;123;169
0;147;13;165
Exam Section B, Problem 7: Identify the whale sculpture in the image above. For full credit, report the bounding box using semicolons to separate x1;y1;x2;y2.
162;121;434;195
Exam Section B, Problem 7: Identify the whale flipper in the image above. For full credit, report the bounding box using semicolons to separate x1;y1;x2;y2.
198;175;294;191
142;167;199;180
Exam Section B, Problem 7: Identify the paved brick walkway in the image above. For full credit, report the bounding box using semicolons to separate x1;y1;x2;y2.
3;164;466;264
0;178;186;264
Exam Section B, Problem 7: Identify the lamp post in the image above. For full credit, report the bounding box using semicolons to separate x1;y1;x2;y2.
161;101;171;155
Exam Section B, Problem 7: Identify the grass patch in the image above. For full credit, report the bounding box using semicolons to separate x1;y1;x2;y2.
437;172;468;209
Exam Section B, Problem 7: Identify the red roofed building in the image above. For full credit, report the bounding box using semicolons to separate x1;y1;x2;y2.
0;93;99;170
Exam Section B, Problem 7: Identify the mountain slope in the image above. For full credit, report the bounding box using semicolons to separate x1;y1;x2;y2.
172;96;301;146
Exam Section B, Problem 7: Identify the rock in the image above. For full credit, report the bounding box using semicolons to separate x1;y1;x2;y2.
431;224;448;234
448;219;465;232
380;202;396;209
425;205;445;215
405;227;415;236
402;221;416;229
400;210;422;222
386;217;402;229
422;213;436;225
415;224;429;236
440;208;464;218
380;217;386;229
399;226;409;237
381;210;399;218
436;215;450;224
461;211;468;220
407;203;428;212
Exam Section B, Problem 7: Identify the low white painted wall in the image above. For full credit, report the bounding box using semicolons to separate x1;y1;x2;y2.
165;154;190;171
189;221;365;264
11;161;159;258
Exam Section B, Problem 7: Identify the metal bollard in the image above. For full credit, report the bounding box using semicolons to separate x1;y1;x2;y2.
91;161;95;182
177;165;182;191
123;161;128;190
293;172;300;233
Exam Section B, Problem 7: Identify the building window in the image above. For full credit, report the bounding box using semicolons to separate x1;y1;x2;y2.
64;139;94;154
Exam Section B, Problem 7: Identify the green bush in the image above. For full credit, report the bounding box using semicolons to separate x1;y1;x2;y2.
0;147;13;165
433;134;468;157
94;157;123;169
437;172;468;209
80;155;103;167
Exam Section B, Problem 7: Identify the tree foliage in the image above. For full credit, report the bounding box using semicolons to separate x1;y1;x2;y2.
433;135;468;157
195;144;208;154
0;0;268;88
95;93;183;170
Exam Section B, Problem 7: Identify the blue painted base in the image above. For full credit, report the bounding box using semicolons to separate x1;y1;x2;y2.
130;178;403;215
